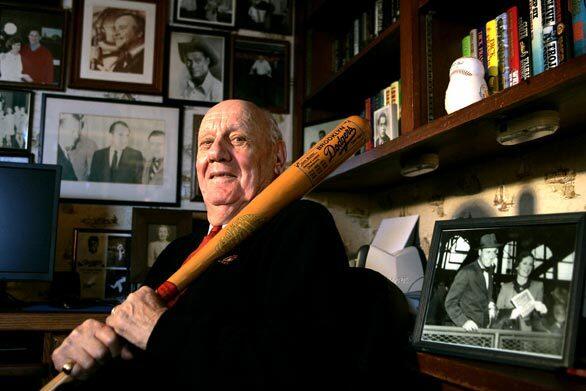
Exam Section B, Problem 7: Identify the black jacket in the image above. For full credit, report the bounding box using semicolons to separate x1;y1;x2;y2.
88;147;144;184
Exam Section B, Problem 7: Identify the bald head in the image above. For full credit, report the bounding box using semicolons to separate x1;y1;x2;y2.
196;100;286;226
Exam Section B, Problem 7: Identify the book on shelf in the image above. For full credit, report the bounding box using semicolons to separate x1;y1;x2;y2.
486;19;500;93
543;0;559;70
518;1;533;80
462;35;471;57
507;6;521;86
571;0;586;56
496;12;510;89
353;18;360;56
390;80;401;131
364;97;373;151
477;26;487;76
530;0;545;74
470;29;479;58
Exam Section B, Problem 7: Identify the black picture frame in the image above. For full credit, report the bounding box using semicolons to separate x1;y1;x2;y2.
0;151;33;163
164;27;229;107
172;0;237;29
40;94;183;206
231;36;290;113
412;213;586;369
0;87;34;154
190;113;204;201
236;0;292;35
0;4;68;90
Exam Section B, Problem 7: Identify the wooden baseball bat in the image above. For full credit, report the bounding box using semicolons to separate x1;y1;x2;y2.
42;115;370;391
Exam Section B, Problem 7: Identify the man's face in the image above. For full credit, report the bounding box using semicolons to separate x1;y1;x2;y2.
59;115;81;150
478;247;498;268
378;115;387;136
186;51;210;80
28;31;40;45
88;238;99;254
111;123;130;150
114;15;141;49
158;225;169;241
148;134;165;159
196;100;276;211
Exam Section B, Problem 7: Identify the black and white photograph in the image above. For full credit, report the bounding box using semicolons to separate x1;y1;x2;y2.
173;0;237;28
147;224;177;267
373;105;399;147
232;37;289;113
0;5;67;89
302;118;342;154
413;213;586;368
107;235;130;268
71;0;165;94
166;28;227;106
105;268;130;301
0;89;33;153
237;0;292;35
41;94;182;205
190;113;204;201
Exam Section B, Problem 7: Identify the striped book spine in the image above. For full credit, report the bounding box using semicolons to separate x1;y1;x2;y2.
530;0;545;74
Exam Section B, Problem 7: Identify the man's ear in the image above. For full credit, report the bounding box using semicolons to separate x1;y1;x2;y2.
273;140;286;175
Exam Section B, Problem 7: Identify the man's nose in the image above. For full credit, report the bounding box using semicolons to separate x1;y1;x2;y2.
207;138;230;162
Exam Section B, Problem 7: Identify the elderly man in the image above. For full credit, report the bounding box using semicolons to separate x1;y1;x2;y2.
445;233;500;331
20;29;54;84
111;12;145;74
52;100;364;389
178;38;222;102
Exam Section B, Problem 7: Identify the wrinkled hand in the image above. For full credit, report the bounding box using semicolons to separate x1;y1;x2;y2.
534;301;548;314
106;286;167;350
462;320;479;332
52;319;132;380
510;308;522;319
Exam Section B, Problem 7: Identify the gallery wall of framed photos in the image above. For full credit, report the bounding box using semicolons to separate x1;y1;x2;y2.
1;0;295;302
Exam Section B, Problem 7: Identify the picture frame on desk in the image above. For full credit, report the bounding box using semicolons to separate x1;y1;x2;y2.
130;208;194;284
413;213;586;369
0;4;68;90
73;228;132;302
69;0;166;94
40;94;182;206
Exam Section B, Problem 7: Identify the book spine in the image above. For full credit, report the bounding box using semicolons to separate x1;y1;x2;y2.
353;18;360;55
384;86;392;106
497;12;510;89
530;0;545;74
508;6;521;86
390;80;401;134
477;27;487;75
364;97;373;150
470;29;479;58
389;104;400;140
374;0;384;36
462;35;471;57
486;19;500;93
542;0;559;70
554;0;572;65
518;1;533;79
571;0;586;56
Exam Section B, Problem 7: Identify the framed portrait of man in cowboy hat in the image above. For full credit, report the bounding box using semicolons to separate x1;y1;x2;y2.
165;27;228;106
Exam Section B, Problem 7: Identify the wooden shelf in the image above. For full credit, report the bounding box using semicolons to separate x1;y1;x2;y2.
314;55;586;192
304;22;401;113
417;352;586;390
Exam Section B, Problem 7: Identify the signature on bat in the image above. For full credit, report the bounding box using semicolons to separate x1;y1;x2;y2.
323;126;357;162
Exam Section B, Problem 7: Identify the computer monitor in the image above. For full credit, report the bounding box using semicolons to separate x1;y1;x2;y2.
0;163;61;281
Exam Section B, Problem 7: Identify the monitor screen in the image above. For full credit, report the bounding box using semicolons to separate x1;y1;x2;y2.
0;163;61;281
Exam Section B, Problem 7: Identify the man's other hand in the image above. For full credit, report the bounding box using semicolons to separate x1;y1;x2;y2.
462;320;479;332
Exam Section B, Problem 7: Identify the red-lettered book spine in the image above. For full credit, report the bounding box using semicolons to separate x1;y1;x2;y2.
508;6;521;86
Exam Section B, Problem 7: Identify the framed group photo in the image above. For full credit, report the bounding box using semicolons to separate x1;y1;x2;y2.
173;0;236;29
40;94;182;205
0;4;68;90
70;0;166;94
73;228;132;302
130;208;194;283
237;0;292;35
166;27;228;106
0;88;33;154
413;213;586;369
231;36;289;113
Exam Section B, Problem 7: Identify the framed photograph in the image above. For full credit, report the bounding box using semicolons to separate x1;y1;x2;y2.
0;4;68;90
231;36;289;113
237;0;292;35
173;0;236;29
0;88;33;154
413;213;586;369
130;208;194;283
73;228;132;302
302;118;343;154
373;105;398;147
40;94;182;206
166;27;228;106
190;113;204;201
70;0;166;94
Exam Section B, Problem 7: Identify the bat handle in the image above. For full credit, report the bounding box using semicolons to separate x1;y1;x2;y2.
40;361;75;391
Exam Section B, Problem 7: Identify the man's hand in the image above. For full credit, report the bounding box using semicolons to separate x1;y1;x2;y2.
488;302;496;320
462;320;479;332
534;301;548;314
106;286;167;350
51;319;132;380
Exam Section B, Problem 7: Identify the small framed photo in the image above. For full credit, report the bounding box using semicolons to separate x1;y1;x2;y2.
40;94;182;206
413;213;586;369
0;4;68;90
173;0;236;29
70;0;166;94
190;113;204;201
231;36;289;113
237;0;292;35
373;105;398;147
73;228;132;302
0;89;33;153
166;27;228;106
130;208;194;283
302;118;343;154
